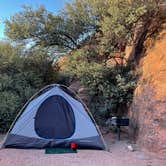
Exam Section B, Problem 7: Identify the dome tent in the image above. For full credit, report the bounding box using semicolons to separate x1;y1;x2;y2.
2;84;106;150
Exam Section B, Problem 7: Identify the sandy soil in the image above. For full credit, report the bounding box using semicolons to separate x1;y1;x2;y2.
0;132;165;166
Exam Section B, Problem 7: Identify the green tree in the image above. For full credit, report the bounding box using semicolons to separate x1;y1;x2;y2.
5;1;165;53
63;47;136;123
4;4;94;52
3;0;165;126
57;0;165;122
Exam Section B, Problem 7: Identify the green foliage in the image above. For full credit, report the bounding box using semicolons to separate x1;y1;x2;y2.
0;73;39;133
61;0;164;124
4;4;94;52
5;0;163;54
0;42;59;133
64;47;136;124
2;0;164;129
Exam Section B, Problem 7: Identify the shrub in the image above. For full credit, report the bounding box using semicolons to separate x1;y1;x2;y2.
0;43;59;133
63;47;136;124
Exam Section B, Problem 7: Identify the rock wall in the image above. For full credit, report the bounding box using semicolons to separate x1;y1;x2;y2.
129;27;166;155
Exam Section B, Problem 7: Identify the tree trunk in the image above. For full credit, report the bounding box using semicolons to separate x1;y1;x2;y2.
128;19;152;62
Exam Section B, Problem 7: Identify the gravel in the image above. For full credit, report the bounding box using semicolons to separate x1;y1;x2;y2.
0;133;165;166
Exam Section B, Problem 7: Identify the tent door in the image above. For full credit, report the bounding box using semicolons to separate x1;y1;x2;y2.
35;95;75;139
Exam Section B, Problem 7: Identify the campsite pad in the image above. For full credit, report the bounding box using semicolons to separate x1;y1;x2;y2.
45;148;77;154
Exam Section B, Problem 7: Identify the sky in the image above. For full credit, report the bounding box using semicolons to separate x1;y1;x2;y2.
0;0;73;39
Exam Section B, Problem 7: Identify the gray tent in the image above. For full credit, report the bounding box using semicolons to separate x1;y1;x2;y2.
2;84;106;150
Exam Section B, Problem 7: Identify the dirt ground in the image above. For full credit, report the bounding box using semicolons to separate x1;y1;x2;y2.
0;132;165;166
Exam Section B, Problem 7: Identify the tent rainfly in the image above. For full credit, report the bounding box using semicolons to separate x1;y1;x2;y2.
2;84;106;150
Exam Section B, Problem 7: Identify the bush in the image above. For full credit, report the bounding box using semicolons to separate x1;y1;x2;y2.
63;47;136;124
0;43;59;133
0;72;42;133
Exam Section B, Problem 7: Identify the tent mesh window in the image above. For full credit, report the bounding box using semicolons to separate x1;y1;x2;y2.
35;95;75;139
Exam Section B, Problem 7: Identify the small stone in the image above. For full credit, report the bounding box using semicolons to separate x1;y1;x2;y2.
127;145;134;152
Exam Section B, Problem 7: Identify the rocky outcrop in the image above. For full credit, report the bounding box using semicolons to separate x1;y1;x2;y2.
129;26;166;155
